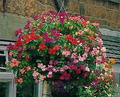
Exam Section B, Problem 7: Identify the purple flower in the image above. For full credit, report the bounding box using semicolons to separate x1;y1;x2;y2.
44;37;54;42
93;78;99;87
81;65;86;71
15;28;22;36
84;72;89;78
59;12;68;24
47;65;54;71
54;61;58;65
33;16;39;20
6;43;13;51
49;60;53;65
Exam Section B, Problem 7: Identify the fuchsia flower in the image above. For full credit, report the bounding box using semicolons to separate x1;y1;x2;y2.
62;51;71;57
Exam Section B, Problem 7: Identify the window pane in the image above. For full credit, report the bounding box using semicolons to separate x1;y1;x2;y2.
0;56;6;67
0;82;9;97
0;51;4;54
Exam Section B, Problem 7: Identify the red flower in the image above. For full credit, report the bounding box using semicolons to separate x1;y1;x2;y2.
54;45;60;51
48;48;56;54
29;32;36;40
25;55;30;61
15;40;23;47
71;39;78;45
38;42;46;50
60;72;71;80
76;68;81;74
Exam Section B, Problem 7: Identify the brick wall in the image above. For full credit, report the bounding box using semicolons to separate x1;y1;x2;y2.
0;0;120;31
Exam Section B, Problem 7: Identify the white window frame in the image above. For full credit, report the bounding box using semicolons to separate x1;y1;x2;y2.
0;40;16;97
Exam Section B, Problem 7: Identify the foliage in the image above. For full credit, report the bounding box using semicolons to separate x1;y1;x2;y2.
6;11;116;96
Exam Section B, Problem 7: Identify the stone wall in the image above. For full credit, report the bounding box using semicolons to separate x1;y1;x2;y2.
0;0;120;40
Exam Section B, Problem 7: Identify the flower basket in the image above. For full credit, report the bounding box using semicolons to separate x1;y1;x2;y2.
6;11;115;97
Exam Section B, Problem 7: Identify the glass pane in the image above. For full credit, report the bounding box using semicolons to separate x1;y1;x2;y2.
17;83;34;97
0;51;4;54
0;82;9;97
0;56;6;67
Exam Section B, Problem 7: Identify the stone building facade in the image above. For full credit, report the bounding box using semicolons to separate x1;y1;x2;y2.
0;0;120;32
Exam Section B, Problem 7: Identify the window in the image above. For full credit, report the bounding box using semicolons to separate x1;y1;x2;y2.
0;40;16;97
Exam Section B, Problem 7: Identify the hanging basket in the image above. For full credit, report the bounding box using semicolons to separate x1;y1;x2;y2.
6;11;115;97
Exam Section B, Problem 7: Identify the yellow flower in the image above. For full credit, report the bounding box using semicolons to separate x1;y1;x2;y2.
75;32;79;36
104;62;108;65
69;25;73;29
108;58;116;64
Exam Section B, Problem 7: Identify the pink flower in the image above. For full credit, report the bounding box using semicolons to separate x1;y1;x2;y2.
26;66;31;71
95;37;103;46
73;59;79;63
33;71;39;78
47;72;53;78
60;65;69;72
96;56;104;64
62;51;71;57
38;63;43;68
9;51;14;56
39;75;46;80
71;53;77;59
92;23;99;27
91;48;99;56
18;78;23;84
101;47;106;52
85;46;90;53
20;68;25;74
102;53;107;58
82;53;88;60
78;56;84;61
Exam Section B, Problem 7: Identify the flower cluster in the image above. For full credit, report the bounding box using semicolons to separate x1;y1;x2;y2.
7;11;109;86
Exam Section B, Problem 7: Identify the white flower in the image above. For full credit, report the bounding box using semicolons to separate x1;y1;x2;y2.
85;67;90;72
